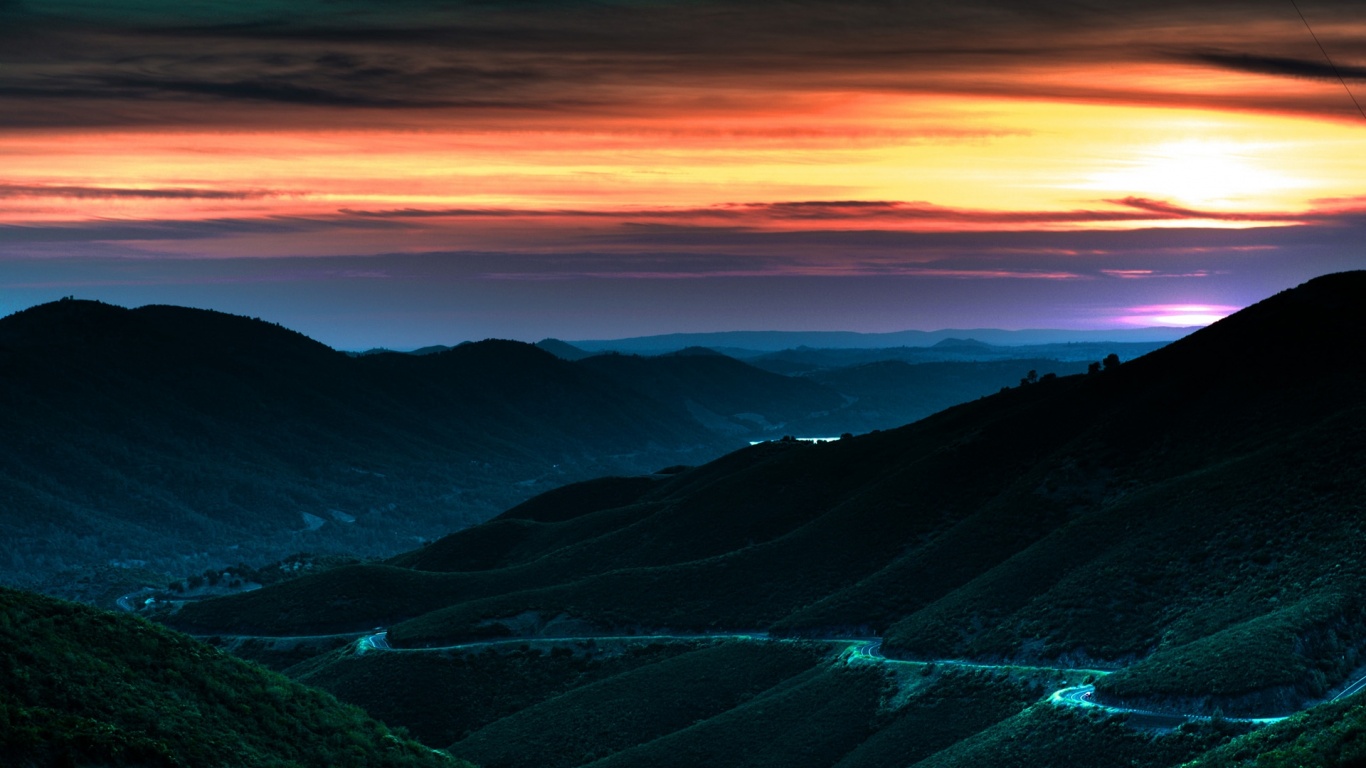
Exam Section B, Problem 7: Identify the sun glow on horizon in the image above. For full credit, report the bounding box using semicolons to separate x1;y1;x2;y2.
1119;304;1241;327
1078;139;1300;209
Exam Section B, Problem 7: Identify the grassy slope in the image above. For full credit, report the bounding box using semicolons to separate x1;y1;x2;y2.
885;408;1366;698
288;624;1191;768
1182;695;1366;767
908;705;1236;768
449;641;825;768
581;664;888;768
0;587;461;768
831;672;1044;768
294;641;701;746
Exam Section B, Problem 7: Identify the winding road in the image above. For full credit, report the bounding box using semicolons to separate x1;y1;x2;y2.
353;630;1315;726
115;585;1366;728
1333;674;1366;702
115;588;154;612
1048;685;1289;726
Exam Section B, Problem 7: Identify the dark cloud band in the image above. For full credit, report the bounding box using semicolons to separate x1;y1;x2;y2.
1186;50;1366;82
1;1;1362;126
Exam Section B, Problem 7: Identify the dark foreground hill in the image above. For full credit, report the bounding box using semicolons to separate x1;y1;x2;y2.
0;300;844;591
0;586;462;768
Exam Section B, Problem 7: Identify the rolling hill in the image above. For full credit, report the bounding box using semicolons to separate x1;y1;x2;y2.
0;586;462;768
172;271;1366;732
0;299;845;592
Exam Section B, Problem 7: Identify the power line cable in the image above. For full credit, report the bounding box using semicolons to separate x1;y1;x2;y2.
1288;0;1366;121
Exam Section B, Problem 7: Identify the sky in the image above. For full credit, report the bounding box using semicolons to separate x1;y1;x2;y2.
0;0;1363;349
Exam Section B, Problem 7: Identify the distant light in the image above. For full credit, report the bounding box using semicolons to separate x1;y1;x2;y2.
1149;313;1227;326
1118;303;1239;327
749;437;844;445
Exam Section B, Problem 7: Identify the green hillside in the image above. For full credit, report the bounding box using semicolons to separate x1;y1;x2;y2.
1183;694;1366;767
0;587;461;768
292;638;704;746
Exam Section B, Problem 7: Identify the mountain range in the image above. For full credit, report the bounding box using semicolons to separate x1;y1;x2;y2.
160;271;1366;766
0;300;839;591
0;299;1133;595
2;271;1362;767
565;327;1195;356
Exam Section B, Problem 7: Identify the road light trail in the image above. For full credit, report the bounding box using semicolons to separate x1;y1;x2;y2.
187;626;1366;727
1049;685;1293;725
1332;674;1366;702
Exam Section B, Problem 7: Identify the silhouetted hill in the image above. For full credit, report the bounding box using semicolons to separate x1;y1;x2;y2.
0;586;461;767
930;337;995;350
0;300;848;591
666;346;727;357
175;273;1366;724
535;338;591;360
411;344;455;356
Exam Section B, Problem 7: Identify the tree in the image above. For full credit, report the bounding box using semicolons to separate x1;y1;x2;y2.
1088;361;1101;375
1103;353;1121;370
1020;369;1039;386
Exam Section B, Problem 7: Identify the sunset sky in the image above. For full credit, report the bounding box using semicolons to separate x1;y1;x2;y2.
1;0;1363;348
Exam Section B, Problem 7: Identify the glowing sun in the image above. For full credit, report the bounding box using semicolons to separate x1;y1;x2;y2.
1085;140;1296;209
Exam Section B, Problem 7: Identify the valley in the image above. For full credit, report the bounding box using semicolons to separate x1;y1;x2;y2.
155;272;1365;766
4;272;1365;767
0;298;1120;598
8;0;1366;763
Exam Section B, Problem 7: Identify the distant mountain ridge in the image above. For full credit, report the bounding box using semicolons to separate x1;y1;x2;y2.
930;337;995;350
534;338;592;360
350;327;1192;357
567;326;1196;355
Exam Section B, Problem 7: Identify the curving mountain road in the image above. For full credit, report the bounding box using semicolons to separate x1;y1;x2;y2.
1333;674;1366;702
124;592;1366;729
108;566;1366;726
115;588;154;612
1048;685;1293;726
356;630;772;655
352;630;1366;726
